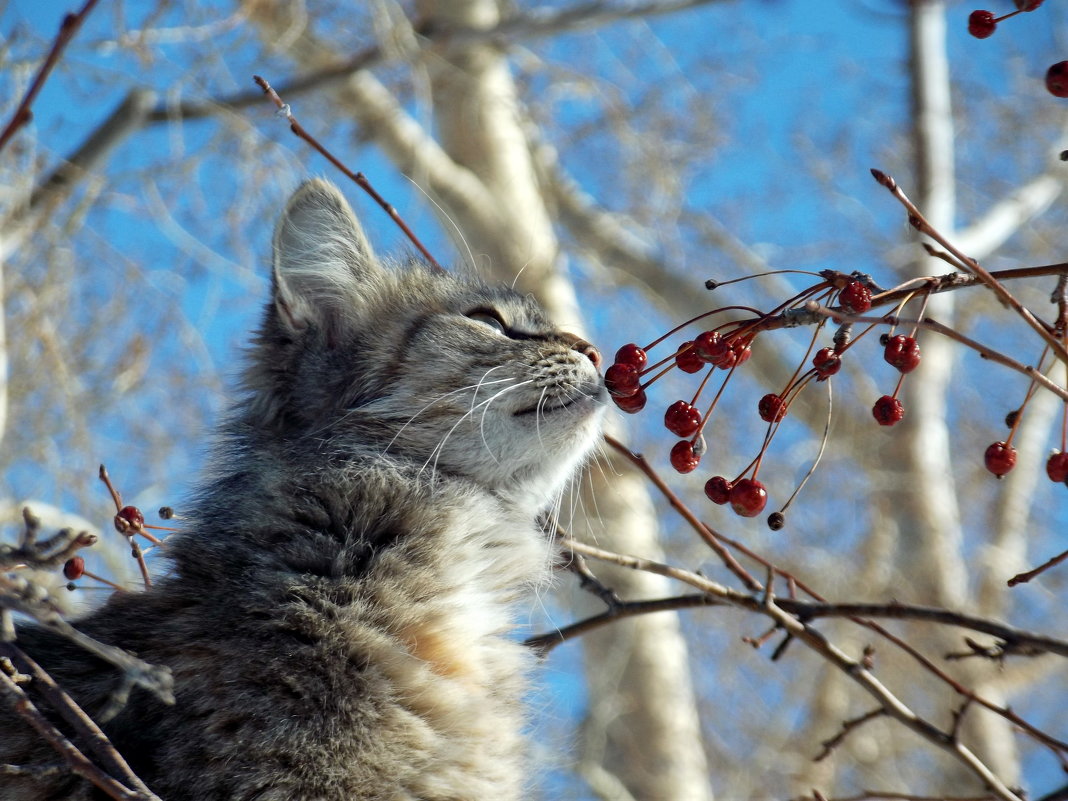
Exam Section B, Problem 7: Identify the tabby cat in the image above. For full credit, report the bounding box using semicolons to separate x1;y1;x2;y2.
1;179;606;800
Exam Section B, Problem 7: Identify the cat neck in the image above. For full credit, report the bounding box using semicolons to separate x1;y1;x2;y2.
172;434;556;601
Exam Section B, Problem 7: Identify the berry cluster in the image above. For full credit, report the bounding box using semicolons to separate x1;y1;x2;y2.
606;267;1068;527
606;272;934;526
966;2;1067;98
59;493;177;592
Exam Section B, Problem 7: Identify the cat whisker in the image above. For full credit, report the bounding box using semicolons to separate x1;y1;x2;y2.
422;380;535;479
533;387;550;456
383;375;516;456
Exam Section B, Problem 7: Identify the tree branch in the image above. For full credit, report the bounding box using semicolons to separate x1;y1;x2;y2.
0;0;104;153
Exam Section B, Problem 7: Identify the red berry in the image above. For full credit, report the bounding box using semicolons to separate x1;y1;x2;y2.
1046;452;1068;483
693;330;721;361
872;395;904;426
968;10;996;39
984;441;1017;478
883;335;921;373
758;393;787;423
1015;0;1043;10
613;388;647;413
813;347;841;380
1047;62;1068;98
63;556;85;581
729;478;768;518
839;281;872;315
614;343;647;369
675;343;705;373
605;362;641;397
704;476;732;505
114;505;145;533
664;400;702;437
702;338;736;370
669;440;701;473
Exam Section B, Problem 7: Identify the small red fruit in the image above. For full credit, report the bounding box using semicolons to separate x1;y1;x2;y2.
1015;0;1043;10
669;440;701;473
613;389;647;414
704;476;732;505
1046;452;1068;483
665;400;702;437
758;393;787;423
967;10;996;39
613;343;647;369
605;363;641;397
813;347;841;380
1047;61;1068;98
729;478;768;518
984;441;1017;478
693;330;721;361
63;556;85;581
115;505;145;533
872;395;904;426
675;343;705;373
705;338;737;370
883;335;921;373
839;281;872;315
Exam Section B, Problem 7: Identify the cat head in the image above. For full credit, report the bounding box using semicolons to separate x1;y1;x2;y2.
242;179;606;508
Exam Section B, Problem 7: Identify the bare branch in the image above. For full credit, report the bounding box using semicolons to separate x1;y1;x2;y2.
0;0;104;153
1;644;158;797
525;593;721;655
871;169;1068;366
252;75;444;272
814;708;887;762
0;660;157;801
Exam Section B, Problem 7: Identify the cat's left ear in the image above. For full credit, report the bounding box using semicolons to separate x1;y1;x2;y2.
271;178;381;335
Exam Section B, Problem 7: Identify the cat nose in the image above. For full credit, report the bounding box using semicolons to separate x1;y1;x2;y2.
572;339;602;369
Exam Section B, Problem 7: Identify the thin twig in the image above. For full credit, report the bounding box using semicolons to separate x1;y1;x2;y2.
814;708;886;762
252;75;444;273
0;0;104;153
0;663;157;801
524;594;721;655
1007;547;1068;587
1;645;155;796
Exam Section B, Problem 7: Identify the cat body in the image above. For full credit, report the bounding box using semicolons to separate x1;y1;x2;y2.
1;180;605;800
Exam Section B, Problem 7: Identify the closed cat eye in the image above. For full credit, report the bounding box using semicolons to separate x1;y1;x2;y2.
466;308;508;335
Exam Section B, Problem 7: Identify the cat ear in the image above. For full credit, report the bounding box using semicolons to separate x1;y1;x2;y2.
271;179;380;335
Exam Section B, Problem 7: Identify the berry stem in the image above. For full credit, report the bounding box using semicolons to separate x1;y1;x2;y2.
907;289;934;340
707;269;826;289
692;368;736;440
642;307;763;352
775;377;834;518
602;434;762;592
639;359;684;391
1004;345;1052;448
992;9;1024;23
689;364;716;408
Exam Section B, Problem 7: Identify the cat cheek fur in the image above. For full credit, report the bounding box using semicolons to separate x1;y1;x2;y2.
0;178;606;801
